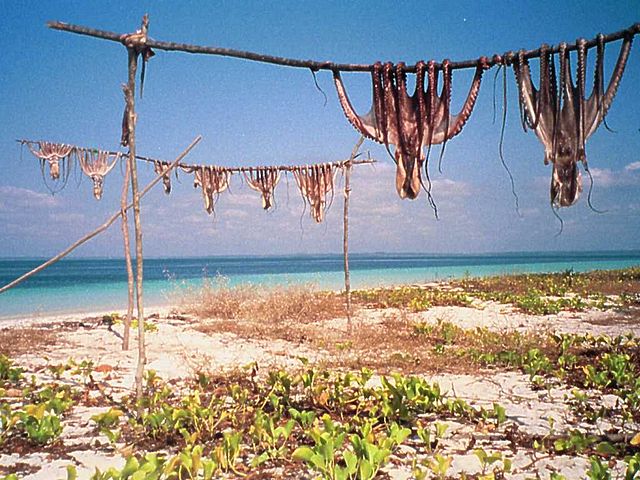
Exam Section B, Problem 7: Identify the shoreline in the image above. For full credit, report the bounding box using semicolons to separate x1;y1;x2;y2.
2;260;639;322
0;304;176;329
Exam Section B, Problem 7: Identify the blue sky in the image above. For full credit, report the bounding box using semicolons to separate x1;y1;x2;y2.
0;0;638;258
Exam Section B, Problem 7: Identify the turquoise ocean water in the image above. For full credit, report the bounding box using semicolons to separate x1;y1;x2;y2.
1;251;639;320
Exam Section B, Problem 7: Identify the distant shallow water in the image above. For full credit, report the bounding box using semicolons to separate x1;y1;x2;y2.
1;251;639;320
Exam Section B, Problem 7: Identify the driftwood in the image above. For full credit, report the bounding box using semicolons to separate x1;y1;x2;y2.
0;136;202;295
47;20;640;72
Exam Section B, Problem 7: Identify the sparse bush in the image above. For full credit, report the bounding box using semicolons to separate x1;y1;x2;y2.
178;277;344;323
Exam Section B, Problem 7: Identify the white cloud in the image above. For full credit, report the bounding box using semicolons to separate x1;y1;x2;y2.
588;168;616;187
0;186;61;212
625;162;640;171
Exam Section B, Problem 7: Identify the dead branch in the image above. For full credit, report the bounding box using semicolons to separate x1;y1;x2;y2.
47;19;639;72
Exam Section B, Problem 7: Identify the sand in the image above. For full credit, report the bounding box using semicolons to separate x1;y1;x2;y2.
1;299;638;479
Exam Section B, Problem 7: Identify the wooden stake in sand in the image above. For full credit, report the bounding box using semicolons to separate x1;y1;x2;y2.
122;14;150;405
343;136;364;325
0;136;201;295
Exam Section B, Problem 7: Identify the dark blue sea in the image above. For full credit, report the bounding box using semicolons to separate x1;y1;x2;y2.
1;251;639;319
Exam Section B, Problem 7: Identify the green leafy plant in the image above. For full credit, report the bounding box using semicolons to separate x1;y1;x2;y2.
17;403;63;445
91;407;124;444
0;355;23;385
587;456;612;480
473;448;512;477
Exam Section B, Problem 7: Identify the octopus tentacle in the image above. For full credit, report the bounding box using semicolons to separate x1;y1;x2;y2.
380;62;406;197
537;45;555;143
77;149;119;200
551;43;567;164
436;59;452;173
576;38;587;163
586;32;633;137
415;61;427;154
590;34;606;132
445;56;488;140
372;62;387;144
332;70;380;141
154;161;172;194
425;60;438;164
395;62;421;199
515;50;532;131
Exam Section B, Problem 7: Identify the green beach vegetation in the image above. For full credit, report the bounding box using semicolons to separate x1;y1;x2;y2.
1;266;640;478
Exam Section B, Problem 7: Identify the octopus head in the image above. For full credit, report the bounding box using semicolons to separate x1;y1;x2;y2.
550;158;582;208
48;160;60;180
262;193;273;210
91;175;104;200
548;134;583;207
394;150;422;200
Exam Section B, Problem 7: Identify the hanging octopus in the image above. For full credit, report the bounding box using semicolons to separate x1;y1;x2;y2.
153;160;172;194
513;33;633;207
121;100;131;148
243;167;281;210
76;149;121;200
292;163;338;223
193;166;230;214
333;57;487;199
27;141;74;181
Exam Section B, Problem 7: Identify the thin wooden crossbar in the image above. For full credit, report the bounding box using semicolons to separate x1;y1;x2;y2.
17;139;376;172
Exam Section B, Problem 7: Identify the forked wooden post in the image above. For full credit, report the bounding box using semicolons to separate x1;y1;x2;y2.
343;136;364;326
124;14;149;404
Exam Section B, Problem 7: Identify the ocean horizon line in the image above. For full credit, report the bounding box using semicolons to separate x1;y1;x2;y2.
2;248;640;262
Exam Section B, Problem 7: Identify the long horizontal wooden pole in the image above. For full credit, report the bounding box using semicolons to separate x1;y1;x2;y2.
0;136;202;295
47;20;639;72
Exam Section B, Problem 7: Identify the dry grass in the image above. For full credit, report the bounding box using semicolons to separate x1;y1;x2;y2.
178;277;345;323
0;326;59;357
175;268;640;376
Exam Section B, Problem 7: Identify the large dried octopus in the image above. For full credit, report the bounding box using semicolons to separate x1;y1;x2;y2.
76;149;121;200
513;33;633;207
292;163;338;223
333;58;488;199
27;141;74;181
243;167;281;210
192;166;231;214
